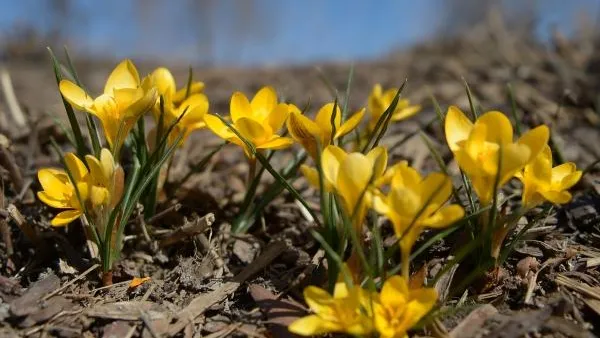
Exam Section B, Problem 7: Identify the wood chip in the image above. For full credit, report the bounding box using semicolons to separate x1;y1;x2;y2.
167;241;286;336
86;301;169;321
450;304;498;338
555;274;600;300
9;273;59;317
19;296;74;328
102;321;135;338
249;284;306;338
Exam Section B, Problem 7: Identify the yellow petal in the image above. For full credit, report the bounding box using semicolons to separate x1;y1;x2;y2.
391;100;421;121
150;67;176;97
124;87;158;119
422;205;464;228
303;286;335;316
267;103;290;133
389;186;421;219
64;153;88;182
173;82;205;104
366;146;388;181
59;80;93;111
236;117;268;144
288;315;339;336
230;92;252;122
558;170;582;190
179;94;209;125
334;108;365;139
111;166;125;208
51;209;82;227
37;191;69;208
398;288;438;329
477;111;513;145
256;136;294;150
100;149;115;179
251;86;278;120
38;168;70;197
204;114;236;140
104;59;141;94
315;103;341;142
380;275;409;310
444;106;473;152
300;165;321;189
420;173;453;209
90;186;109;206
321;146;346;191
391;163;421;193
499;143;532;186
539;190;572;204
287;111;321;158
517;125;550;162
337;153;373;214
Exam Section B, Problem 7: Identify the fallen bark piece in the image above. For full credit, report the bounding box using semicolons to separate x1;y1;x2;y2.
486;307;552;338
249;284;306;338
86;301;169;321
19;295;74;328
102;321;135;338
450;304;498;338
9;273;59;317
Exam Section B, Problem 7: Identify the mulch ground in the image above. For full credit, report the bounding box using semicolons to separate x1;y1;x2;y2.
0;17;600;338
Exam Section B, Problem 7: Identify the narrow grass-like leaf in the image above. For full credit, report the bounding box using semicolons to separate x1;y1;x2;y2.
63;46;102;156
463;78;479;120
342;64;354;120
47;47;87;159
185;66;193;99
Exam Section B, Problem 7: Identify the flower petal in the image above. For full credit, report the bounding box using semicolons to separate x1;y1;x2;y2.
236;117;268;144
64;153;88;182
204;114;236;140
321;146;346;191
59;80;93;111
477;111;513;145
315;103;341;142
288;315;339;336
287;111;321;157
380;276;409;310
173;82;205;104
517;125;550;162
539;190;572;204
256;136;294;150
150;67;176;98
37;191;69;208
420;173;453;209
334;108;365;139
51;209;82;227
267;103;290;133
444;106;473;152
104;59;140;94
300;165;320;189
250;86;277;120
422;204;464;228
179;94;209;125
337;153;373;215
366;146;388;181
230;92;252;122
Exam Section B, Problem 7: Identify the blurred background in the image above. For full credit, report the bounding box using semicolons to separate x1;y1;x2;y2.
0;0;599;66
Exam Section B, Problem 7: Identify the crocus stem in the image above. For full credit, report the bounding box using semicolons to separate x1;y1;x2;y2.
401;246;411;281
247;157;257;188
102;270;113;286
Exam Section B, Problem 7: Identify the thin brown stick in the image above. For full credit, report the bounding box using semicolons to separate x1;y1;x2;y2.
43;263;100;300
158;213;215;248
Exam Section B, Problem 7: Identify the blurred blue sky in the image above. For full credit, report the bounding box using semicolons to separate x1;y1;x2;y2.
0;0;598;66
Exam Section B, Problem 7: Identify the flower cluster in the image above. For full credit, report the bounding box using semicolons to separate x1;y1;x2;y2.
37;55;583;335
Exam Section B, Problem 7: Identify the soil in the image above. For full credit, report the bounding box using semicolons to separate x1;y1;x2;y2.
0;16;600;338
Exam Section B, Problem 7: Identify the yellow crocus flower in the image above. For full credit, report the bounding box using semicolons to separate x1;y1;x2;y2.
373;163;464;278
37;153;90;226
367;84;421;132
84;148;124;209
516;145;581;209
287;102;364;159
288;276;373;336
59;59;158;154
444;106;549;205
148;68;209;145
373;275;437;338
204;86;293;158
301;146;388;227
